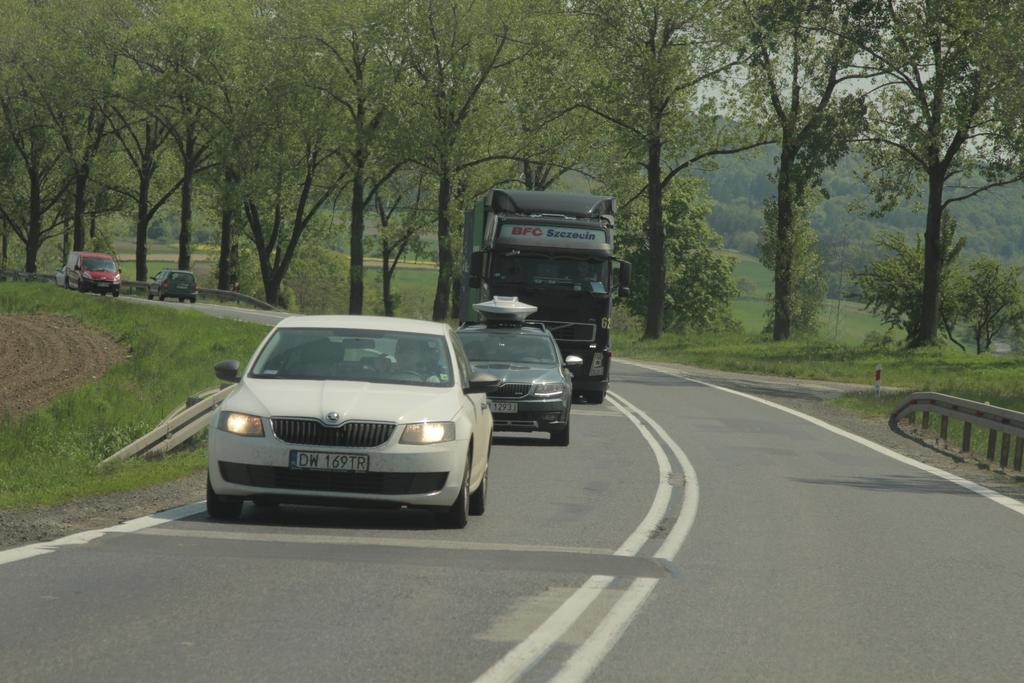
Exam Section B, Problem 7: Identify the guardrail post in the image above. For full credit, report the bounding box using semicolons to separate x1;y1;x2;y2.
907;411;916;426
1014;437;1024;472
939;415;949;443
987;429;998;461
1000;432;1012;469
961;422;972;453
922;411;931;429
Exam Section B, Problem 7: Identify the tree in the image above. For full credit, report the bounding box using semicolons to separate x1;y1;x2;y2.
235;14;351;306
855;0;1024;346
390;0;531;321
760;195;827;335
737;0;870;339
38;1;114;253
372;172;433;316
119;0;231;271
297;0;405;315
619;179;739;333
854;215;964;345
0;4;73;273
569;0;765;339
956;257;1024;354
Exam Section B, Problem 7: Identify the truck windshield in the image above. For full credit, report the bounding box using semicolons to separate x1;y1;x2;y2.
490;255;608;293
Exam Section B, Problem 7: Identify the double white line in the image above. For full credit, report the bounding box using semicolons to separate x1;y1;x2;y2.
474;391;700;683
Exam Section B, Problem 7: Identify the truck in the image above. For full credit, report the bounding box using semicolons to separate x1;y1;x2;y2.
459;188;631;404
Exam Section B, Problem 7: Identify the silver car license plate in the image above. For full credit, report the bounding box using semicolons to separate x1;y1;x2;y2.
289;450;369;472
488;401;518;413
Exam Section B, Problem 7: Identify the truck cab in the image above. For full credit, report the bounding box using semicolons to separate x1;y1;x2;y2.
460;189;631;404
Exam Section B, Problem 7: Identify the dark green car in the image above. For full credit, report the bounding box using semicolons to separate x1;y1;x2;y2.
148;269;198;303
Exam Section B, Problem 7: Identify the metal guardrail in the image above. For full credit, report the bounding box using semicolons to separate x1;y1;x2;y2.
97;384;236;469
893;392;1024;473
0;268;278;310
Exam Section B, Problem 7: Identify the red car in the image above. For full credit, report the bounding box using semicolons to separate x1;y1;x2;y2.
64;251;122;297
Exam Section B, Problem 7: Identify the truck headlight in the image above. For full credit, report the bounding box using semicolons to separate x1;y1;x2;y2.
400;422;455;444
218;411;265;437
533;383;564;397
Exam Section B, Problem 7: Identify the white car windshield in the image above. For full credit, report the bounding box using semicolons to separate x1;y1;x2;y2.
249;328;454;387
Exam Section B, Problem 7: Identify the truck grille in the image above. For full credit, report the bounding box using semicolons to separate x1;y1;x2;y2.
491;383;531;398
271;419;394;448
219;462;446;495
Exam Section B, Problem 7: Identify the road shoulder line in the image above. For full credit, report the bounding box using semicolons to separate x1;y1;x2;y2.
0;501;205;567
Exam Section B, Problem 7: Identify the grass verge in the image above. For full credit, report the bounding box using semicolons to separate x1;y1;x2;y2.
0;282;267;508
614;329;1024;414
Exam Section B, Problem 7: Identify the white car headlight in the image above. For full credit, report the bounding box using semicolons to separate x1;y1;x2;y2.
533;382;564;397
218;411;265;437
400;422;455;445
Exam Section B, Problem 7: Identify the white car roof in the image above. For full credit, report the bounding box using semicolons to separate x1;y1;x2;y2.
275;315;450;336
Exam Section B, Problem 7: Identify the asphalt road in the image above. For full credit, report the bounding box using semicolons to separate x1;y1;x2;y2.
2;298;1024;682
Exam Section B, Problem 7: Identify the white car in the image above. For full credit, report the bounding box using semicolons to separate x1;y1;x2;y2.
206;315;498;527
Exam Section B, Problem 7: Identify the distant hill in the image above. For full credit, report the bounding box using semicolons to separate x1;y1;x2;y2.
700;148;1024;271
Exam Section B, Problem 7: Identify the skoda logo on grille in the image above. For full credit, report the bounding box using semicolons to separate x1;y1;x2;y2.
325;412;340;424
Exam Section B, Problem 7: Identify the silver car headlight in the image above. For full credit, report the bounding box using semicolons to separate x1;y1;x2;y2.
218;411;265;437
400;422;455;445
533;382;565;397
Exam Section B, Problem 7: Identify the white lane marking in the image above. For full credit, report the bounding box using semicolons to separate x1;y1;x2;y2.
116;526;615;555
550;391;701;683
621;359;1024;519
0;501;205;567
474;393;695;683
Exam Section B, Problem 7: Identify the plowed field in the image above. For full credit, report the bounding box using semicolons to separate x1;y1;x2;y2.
0;314;126;418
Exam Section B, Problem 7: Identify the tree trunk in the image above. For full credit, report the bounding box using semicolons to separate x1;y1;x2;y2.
772;142;796;341
255;244;279;306
915;168;944;346
1;222;8;268
643;139;665;340
218;167;236;290
72;165;88;251
432;171;452;322
178;167;193;271
135;168;151;282
349;163;365;315
382;241;394;317
24;170;42;273
178;160;193;270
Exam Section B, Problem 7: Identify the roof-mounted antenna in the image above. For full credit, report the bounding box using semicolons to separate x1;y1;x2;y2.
472;296;538;327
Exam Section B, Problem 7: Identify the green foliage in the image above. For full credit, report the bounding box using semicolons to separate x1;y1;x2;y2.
853;216;965;344
0;282;266;508
284;244;349;315
620;180;739;333
952;257;1024;354
760;195;827;334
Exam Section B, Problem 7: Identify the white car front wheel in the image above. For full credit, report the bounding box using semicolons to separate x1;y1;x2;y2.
440;453;471;529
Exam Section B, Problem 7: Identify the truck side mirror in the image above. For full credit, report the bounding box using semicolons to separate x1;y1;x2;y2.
618;261;632;297
469;251;483;288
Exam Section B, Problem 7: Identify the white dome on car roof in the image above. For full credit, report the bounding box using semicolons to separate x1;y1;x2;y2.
472;296;537;321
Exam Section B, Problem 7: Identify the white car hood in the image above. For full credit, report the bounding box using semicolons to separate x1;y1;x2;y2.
225;379;462;424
